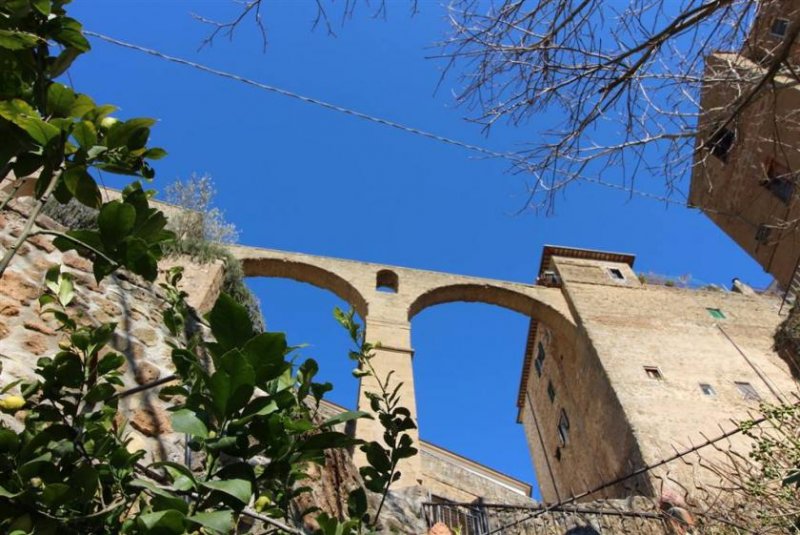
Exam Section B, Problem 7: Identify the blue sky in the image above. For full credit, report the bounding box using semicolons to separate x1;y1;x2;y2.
69;1;770;500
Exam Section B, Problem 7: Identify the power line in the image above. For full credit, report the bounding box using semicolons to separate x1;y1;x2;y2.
84;31;685;206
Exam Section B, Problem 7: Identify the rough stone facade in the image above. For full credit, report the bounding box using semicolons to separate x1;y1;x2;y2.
521;246;797;503
689;0;800;289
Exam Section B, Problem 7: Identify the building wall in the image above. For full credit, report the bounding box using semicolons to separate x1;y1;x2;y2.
521;251;798;502
690;0;800;288
521;256;651;503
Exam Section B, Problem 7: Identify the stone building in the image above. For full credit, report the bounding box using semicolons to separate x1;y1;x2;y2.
689;0;800;290
519;246;796;503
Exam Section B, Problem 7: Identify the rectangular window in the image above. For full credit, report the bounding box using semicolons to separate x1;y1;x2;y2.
557;409;570;447
762;160;795;204
755;225;772;245
608;267;625;281
547;381;556;403
707;308;726;319
771;18;790;37
708;127;735;162
699;383;716;396
534;342;545;377
644;366;663;381
735;381;761;401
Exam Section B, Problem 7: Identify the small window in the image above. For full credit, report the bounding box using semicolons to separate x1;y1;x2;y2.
707;127;735;162
547;381;556;403
555;446;562;461
735;381;761;401
707;308;726;319
771;18;790;37
608;268;625;281
557;409;570;447
699;383;716;396
376;269;399;293
755;225;772;245
644;366;663;381
761;160;795;204
534;342;545;377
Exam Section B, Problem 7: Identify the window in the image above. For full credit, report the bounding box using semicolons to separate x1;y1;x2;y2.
707;127;735;162
555;447;562;461
644;366;663;381
707;308;726;320
557;409;570;446
771;18;790;37
547;381;556;403
534;342;545;377
699;383;716;396
761;160;795;204
755;225;772;245
735;381;761;401
608;267;625;281
376;270;399;293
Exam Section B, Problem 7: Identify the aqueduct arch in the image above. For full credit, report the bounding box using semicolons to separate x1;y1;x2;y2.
228;244;576;487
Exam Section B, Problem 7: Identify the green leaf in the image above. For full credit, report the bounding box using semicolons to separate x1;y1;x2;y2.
218;349;255;416
0;29;41;50
69;94;96;118
206;294;256;352
170;409;208;439
242;332;288;386
97;352;125;375
32;0;51;16
188;511;234;534
72;120;97;148
41;483;71;507
46;83;77;117
63;166;101;209
200;479;252;505
144;147;167;160
0;428;19;453
322;410;371;428
97;200;136;249
136;510;186;534
347;486;368;519
149;461;197;491
53;17;90;52
70;464;99;502
0;99;60;145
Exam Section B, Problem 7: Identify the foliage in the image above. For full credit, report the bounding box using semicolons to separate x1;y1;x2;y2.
0;0;172;280
164;174;238;246
0;2;417;533
162;175;263;333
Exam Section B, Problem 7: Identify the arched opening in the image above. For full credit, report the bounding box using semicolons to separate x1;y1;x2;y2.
412;302;542;499
240;258;369;410
408;284;576;502
376;269;399;293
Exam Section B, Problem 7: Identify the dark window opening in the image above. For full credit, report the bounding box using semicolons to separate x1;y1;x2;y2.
707;308;726;320
735;381;761;401
534;342;546;377
644;366;663;381
555;447;562;461
608;268;625;281
376;269;399;293
547;381;556;403
755;225;772;245
557;409;570;446
707;127;736;162
761;160;795;204
771;18;790;37
700;383;716;396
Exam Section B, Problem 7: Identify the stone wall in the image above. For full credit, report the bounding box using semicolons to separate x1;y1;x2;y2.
0;202;224;465
526;251;799;503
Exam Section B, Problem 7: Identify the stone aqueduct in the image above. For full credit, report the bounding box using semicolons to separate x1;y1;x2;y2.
228;244;578;487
